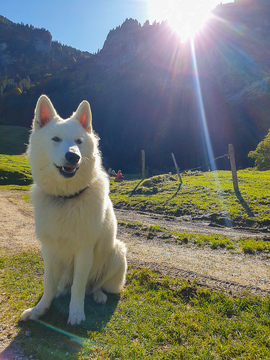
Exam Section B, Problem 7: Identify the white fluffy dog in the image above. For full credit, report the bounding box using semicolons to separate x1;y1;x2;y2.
20;95;127;325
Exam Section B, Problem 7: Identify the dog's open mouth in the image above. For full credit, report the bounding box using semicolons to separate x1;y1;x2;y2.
55;164;78;178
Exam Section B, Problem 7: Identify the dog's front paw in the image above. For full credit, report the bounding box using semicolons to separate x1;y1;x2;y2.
93;289;108;304
20;307;39;321
67;311;86;326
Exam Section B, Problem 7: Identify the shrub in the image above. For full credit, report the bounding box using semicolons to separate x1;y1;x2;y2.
248;129;270;170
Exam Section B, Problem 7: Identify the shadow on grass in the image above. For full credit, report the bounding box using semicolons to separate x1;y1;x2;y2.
129;178;182;201
167;181;182;202
129;179;143;195
4;293;120;360
235;191;255;218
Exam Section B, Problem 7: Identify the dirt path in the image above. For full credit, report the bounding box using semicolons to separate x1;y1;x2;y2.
0;189;38;253
116;211;270;297
1;188;270;356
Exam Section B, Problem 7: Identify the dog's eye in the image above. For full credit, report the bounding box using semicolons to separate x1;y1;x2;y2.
52;136;61;142
75;138;83;145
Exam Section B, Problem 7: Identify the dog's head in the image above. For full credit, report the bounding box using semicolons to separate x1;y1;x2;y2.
29;95;100;196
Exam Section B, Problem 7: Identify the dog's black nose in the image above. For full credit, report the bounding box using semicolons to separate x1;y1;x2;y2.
65;152;80;165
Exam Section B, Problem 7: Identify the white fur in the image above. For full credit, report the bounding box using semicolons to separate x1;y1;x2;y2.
20;95;127;325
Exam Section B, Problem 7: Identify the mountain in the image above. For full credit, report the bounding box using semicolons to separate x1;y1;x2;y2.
0;0;270;173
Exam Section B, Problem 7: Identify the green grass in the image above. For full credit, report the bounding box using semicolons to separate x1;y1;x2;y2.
110;170;270;227
0;125;30;155
1;250;270;359
240;239;270;255
0;154;32;185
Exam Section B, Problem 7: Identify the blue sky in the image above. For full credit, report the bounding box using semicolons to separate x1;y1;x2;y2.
0;0;234;53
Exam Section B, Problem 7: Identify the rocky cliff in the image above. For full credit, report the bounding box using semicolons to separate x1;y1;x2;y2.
0;16;52;71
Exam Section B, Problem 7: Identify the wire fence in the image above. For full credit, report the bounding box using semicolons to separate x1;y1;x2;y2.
179;154;229;174
130;145;239;199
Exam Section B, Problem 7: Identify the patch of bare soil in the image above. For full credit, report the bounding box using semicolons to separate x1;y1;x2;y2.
1;188;270;357
0;189;39;253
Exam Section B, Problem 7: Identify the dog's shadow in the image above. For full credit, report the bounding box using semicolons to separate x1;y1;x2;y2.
51;292;120;332
2;293;120;359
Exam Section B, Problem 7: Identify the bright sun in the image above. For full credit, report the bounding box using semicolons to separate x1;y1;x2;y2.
148;0;216;41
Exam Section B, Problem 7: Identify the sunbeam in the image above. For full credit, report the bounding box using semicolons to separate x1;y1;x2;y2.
190;40;216;171
190;39;232;228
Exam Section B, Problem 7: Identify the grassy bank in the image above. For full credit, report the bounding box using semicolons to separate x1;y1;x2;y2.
1;250;270;359
110;170;270;227
0;154;32;185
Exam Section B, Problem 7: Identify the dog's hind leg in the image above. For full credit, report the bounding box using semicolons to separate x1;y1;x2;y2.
93;240;127;302
68;248;94;326
93;288;108;304
105;240;127;292
20;246;63;321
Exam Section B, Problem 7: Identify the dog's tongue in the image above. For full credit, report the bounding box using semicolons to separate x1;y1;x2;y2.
63;166;76;173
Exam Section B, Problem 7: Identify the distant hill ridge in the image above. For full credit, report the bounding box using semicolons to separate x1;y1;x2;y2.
0;15;91;71
0;0;270;173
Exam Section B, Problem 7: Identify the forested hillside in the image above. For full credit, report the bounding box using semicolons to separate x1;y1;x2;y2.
0;0;270;173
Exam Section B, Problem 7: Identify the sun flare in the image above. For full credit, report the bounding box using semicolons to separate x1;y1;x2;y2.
148;0;215;41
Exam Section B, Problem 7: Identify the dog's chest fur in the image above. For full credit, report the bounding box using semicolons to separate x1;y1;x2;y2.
32;183;112;247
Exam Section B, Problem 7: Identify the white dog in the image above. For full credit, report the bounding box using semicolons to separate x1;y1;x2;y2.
20;95;127;325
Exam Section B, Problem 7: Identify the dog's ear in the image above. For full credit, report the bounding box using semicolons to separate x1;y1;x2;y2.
74;100;92;133
33;95;57;130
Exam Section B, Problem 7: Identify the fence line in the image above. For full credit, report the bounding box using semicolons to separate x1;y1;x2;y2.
129;145;238;198
179;154;229;174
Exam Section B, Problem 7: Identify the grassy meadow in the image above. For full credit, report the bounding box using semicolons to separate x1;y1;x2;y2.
1;154;270;359
2;251;270;359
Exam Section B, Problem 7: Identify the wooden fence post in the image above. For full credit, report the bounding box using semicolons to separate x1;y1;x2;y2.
171;153;183;184
141;150;145;180
228;144;239;193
